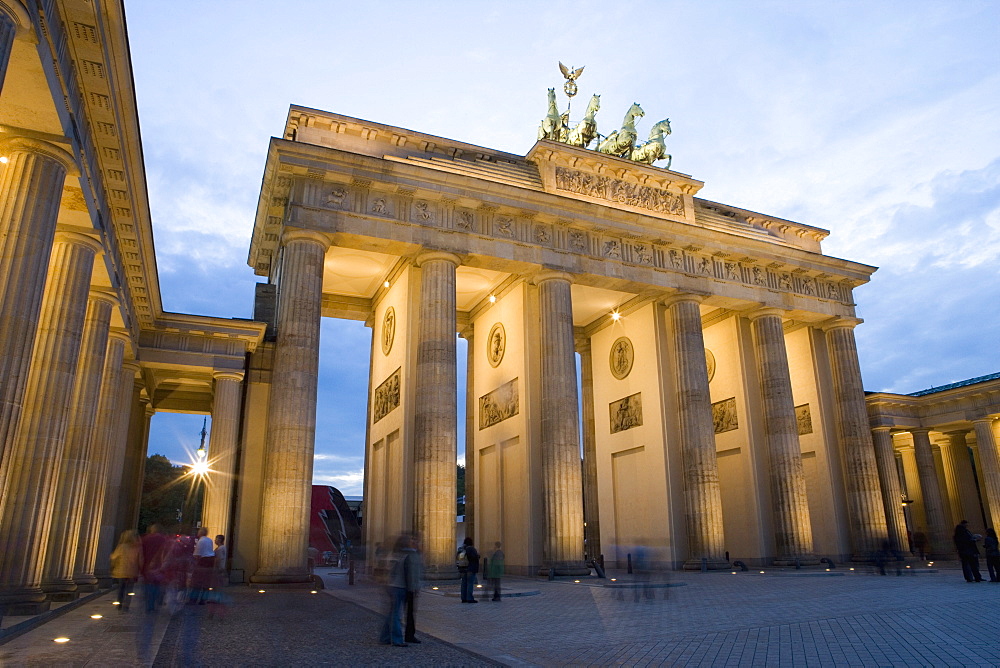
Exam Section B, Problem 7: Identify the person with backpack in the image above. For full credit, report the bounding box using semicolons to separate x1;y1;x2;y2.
457;536;480;603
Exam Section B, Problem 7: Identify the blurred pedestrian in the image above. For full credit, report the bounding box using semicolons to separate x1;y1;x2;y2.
110;529;141;611
404;532;424;644
984;528;1000;582
486;541;504;601
457;537;480;603
912;531;928;560
189;527;215;604
954;520;983;582
379;534;411;647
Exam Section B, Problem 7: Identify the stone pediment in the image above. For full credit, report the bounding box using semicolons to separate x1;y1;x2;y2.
526;140;703;228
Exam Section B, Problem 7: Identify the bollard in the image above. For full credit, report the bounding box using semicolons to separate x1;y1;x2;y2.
795;558;801;570
701;557;707;572
598;554;605;571
348;556;355;585
627;553;633;574
548;566;555;581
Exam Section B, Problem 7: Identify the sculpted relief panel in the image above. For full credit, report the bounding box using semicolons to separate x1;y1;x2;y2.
480;378;519;430
712;397;738;434
795;404;813;435
610;393;643;434
373;368;401;424
554;166;684;217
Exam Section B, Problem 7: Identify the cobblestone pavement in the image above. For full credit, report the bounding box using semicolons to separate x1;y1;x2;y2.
3;562;999;666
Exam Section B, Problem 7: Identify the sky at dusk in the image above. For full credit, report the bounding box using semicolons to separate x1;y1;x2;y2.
124;1;1000;495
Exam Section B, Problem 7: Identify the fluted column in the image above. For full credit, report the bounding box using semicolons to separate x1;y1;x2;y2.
665;295;728;569
534;271;587;575
941;431;981;529
824;322;889;558
461;329;476;540
412;251;459;576
578;341;601;562
973;418;1000;530
116;390;153;537
0;137;77;465
871;427;909;553
201;371;245;543
748;309;816;565
0;10;17;97
911;428;951;558
253;229;329;583
74;333;131;588
41;291;116;597
95;359;142;582
0;230;100;612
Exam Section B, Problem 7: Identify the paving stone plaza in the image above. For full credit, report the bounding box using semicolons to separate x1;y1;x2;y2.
2;564;999;666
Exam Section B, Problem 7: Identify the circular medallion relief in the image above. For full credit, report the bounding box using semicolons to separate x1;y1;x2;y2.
609;337;634;380
487;323;506;367
381;307;395;356
705;348;716;382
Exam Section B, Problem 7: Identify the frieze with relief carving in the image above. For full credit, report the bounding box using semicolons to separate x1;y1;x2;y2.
610;392;643;434
479;378;519;430
555;166;684;216
712;397;738;434
795;404;813;435
373;368;401;424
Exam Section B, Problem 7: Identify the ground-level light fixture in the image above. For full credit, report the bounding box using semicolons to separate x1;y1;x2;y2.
54;637;70;643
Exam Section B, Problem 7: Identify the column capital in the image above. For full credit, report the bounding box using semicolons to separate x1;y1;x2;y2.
88;288;119;309
821;316;863;332
661;291;707;308
745;306;785;322
531;269;573;286
972;416;997;426
871;425;893;435
414;250;461;268
281;228;330;250
120;360;142;377
213;370;245;383
909;427;933;436
0;135;79;175
53;229;103;254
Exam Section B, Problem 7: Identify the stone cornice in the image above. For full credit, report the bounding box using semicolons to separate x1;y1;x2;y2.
249;138;877;317
866;377;1000;430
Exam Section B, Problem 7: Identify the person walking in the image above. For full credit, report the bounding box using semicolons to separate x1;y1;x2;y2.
486;541;504;601
984;528;1000;582
954;520;983;582
189;527;215;604
403;532;424;644
458;537;480;603
110;529;142;611
379;534;411;647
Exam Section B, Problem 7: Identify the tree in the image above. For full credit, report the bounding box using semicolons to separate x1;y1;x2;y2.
137;454;203;534
457;464;466;516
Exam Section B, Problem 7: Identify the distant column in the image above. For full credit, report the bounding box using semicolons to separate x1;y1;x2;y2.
0;137;77;466
95;359;142;582
74;333;131;588
825;322;889;558
41;291;116;597
253;229;329;583
412;251;459;576
972;418;1000;529
461;329;476;541
911;428;951;558
0;230;100;613
665;295;727;569
201;371;245;543
578;340;601;563
941;431;982;529
116;389;154;538
871;427;908;553
0;9;18;97
534;271;588;575
748;309;816;565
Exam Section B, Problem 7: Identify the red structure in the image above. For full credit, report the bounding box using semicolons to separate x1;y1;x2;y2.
309;485;362;561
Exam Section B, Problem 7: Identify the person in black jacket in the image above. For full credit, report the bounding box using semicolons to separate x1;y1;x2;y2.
458;537;480;602
953;520;983;582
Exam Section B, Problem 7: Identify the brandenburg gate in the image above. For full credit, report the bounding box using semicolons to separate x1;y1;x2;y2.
239;96;889;579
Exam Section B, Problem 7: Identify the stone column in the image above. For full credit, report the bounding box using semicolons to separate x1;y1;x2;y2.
0;138;77;464
972;418;1000;530
748;309;816;565
534;271;588;575
73;333;131;588
911;428;951;558
41;291;116;598
201;371;245;543
253;229;329;583
941;431;982;530
578;340;601;563
461;329;476;540
116;390;153;537
665;295;728;569
412;251;459;576
0;230;100;612
871;427;909;553
95;359;142;582
824;322;889;558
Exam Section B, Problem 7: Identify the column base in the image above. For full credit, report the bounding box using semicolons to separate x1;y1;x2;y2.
250;571;313;586
422;565;461;581
682;558;731;571
773;555;820;567
73;574;99;588
538;563;592;577
41;579;79;595
0;589;52;615
75;582;99;593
